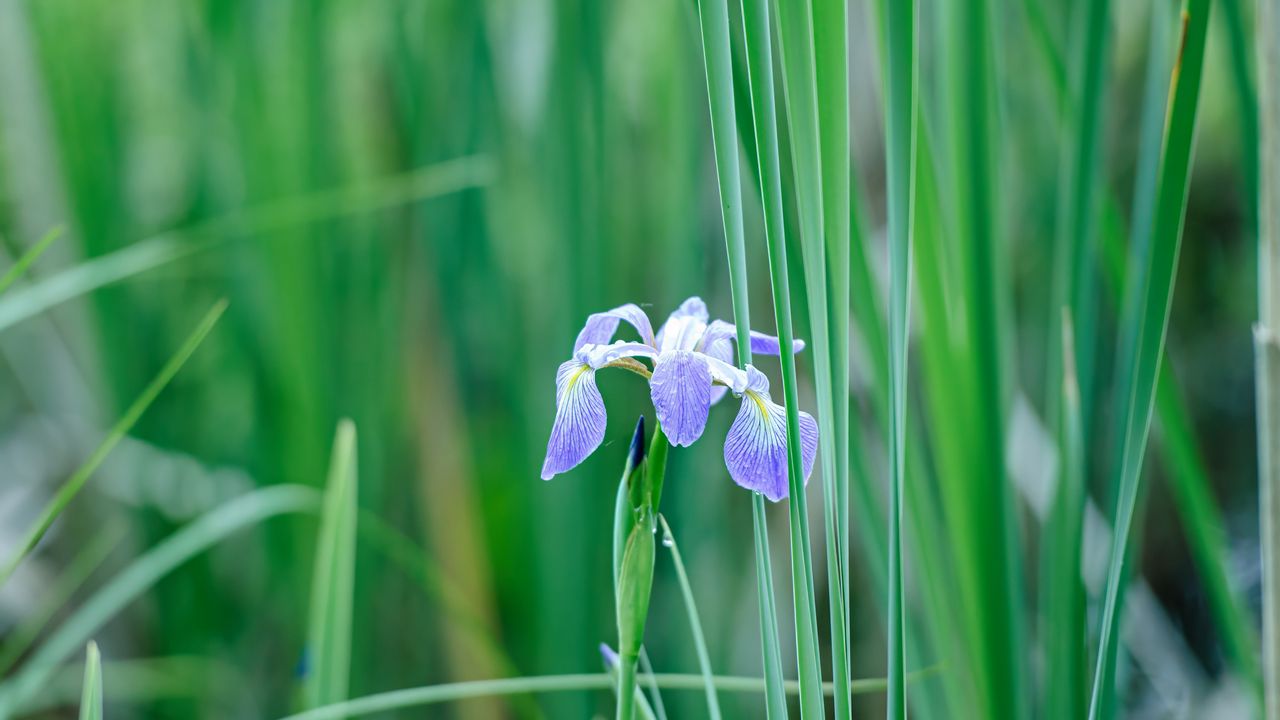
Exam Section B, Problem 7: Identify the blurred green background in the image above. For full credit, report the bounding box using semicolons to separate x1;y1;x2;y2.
0;0;1263;717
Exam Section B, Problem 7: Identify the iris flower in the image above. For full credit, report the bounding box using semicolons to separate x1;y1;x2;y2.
540;297;818;501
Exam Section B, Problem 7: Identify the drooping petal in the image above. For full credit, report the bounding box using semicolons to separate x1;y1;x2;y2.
703;336;734;404
749;330;806;356
541;359;607;479
649;350;713;446
722;367;819;501
577;341;658;369
696;319;805;356
656;297;710;353
574;304;656;352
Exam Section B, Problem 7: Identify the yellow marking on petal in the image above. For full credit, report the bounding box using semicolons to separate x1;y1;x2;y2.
568;363;591;390
748;391;769;417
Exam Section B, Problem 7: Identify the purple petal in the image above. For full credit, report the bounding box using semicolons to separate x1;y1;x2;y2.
574;304;656;352
722;369;819;501
671;297;709;322
649;350;712;447
541;360;607;479
699;320;804;356
704;336;734;405
750;331;805;355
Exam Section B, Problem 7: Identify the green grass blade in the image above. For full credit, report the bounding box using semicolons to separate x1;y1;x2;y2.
0;485;321;714
770;0;843;713
699;0;787;713
305;420;359;711
0;225;62;295
1256;0;1280;710
1042;0;1111;713
0;523;126;677
1087;0;1214;715
0;299;229;588
944;0;1024;710
0;157;492;334
812;0;854;712
882;0;915;714
77;642;102;720
741;0;825;712
658;515;722;720
751;496;789;719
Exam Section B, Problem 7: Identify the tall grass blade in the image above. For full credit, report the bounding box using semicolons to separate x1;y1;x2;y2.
740;0;825;712
0;299;228;588
658;515;722;720
0;225;62;295
883;0;915;713
0;485;321;714
305;420;359;711
811;0;854;712
944;0;1024;710
77;642;102;720
1256;0;1280;711
1087;0;1214;715
770;0;846;713
699;0;787;713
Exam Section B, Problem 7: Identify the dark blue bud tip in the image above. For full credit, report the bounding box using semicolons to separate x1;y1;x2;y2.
628;416;647;468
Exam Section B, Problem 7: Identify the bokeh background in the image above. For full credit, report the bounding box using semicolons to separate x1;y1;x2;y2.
0;0;1262;717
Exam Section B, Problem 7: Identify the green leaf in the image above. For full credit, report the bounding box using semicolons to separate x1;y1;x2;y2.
1088;0;1214;715
78;642;102;720
305;420;359;711
0;299;228;589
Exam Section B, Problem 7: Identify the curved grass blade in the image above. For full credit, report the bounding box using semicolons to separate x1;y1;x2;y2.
305;420;359;711
739;0;825;711
0;225;62;295
0;485;321;714
0;299;229;588
1257;0;1280;710
1087;0;1214;716
882;0;916;714
0;157;493;334
658;515;722;720
0;523;126;677
694;0;787;713
276;671;919;720
77;642;102;720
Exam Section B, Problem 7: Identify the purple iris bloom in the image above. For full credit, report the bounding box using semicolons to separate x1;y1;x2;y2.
540;296;818;502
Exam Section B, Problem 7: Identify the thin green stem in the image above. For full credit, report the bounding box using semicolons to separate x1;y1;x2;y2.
659;515;722;720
